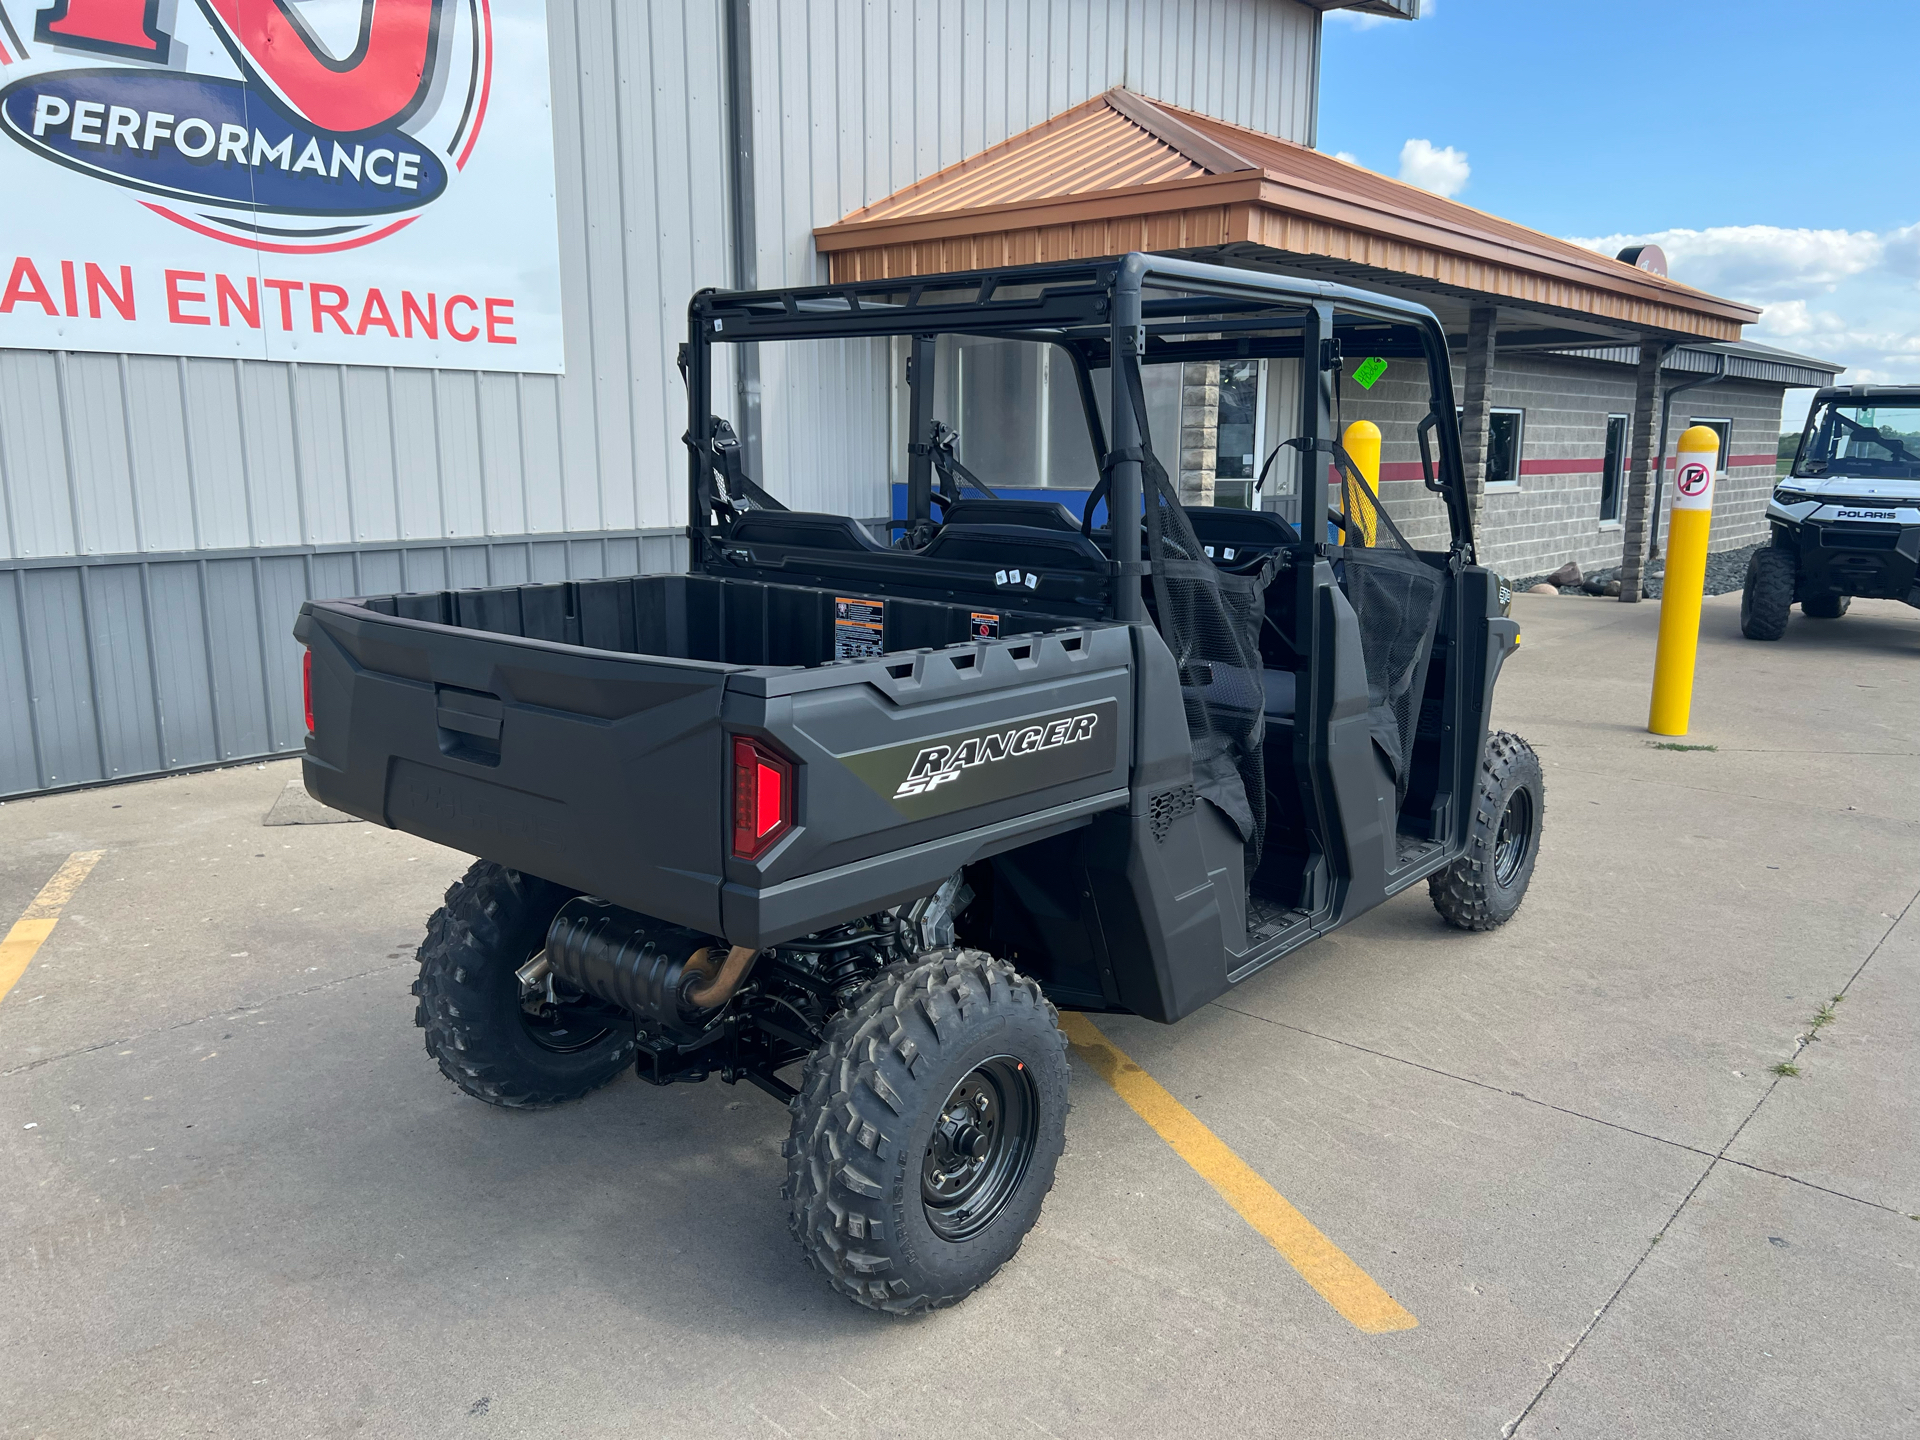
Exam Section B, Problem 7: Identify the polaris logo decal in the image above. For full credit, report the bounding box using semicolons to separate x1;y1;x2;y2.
835;698;1121;820
895;712;1100;799
1834;508;1898;521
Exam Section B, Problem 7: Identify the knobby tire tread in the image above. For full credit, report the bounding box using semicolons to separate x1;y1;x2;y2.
1429;730;1543;932
411;860;633;1109
1741;547;1795;640
782;948;1068;1316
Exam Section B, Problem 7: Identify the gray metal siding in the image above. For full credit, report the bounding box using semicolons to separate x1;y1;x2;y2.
0;532;686;799
0;0;1324;798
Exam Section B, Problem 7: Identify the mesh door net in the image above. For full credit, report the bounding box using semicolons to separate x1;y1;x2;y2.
1332;451;1445;796
1118;364;1274;868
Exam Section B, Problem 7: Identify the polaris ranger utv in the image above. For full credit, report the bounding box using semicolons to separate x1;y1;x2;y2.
297;255;1542;1314
1744;385;1920;638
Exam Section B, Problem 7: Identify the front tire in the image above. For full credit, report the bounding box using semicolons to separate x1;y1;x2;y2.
412;861;635;1108
1740;546;1796;639
783;949;1070;1315
1802;593;1850;619
1430;731;1544;932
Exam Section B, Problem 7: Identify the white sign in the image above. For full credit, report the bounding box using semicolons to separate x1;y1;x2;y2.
1672;457;1715;511
0;1;563;372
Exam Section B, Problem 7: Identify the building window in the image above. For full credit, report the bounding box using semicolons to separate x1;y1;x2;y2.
1600;413;1628;523
1211;359;1266;509
1486;407;1524;490
1690;417;1733;474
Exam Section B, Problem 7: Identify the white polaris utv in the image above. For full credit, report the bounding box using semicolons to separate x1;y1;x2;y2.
1744;385;1920;638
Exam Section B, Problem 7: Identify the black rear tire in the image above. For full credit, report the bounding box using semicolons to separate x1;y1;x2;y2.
783;948;1069;1315
1801;593;1850;619
412;861;635;1108
1740;546;1796;640
1430;731;1544;932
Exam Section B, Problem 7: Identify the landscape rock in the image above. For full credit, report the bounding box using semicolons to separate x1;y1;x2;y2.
1545;561;1582;588
1526;583;1560;596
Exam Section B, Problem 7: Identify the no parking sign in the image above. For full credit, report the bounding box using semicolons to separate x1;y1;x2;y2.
1673;456;1715;509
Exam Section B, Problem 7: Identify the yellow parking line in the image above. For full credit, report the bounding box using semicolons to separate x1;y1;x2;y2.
1060;1010;1418;1334
0;851;105;1007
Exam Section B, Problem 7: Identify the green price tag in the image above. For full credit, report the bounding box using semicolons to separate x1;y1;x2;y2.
1353;356;1389;390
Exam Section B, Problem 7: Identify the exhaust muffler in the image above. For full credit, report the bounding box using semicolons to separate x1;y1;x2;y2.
543;898;757;1039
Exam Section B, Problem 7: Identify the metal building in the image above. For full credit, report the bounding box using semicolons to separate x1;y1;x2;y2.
0;0;1398;798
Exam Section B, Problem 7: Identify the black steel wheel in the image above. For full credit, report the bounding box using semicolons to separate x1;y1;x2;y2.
1492;785;1535;888
413;861;635;1108
920;1056;1040;1242
784;948;1069;1315
1430;731;1544;932
1740;546;1795;640
1801;592;1850;620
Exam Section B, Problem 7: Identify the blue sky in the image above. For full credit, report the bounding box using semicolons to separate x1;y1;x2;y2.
1322;0;1920;424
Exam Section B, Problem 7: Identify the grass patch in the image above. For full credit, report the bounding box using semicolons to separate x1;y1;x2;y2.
1770;1061;1800;1078
1649;742;1718;752
1808;996;1843;1034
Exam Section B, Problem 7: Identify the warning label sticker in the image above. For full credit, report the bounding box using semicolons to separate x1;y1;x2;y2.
970;612;1001;639
833;597;886;659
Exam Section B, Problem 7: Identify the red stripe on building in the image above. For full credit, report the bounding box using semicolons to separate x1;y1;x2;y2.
1520;458;1605;476
1378;453;1779;485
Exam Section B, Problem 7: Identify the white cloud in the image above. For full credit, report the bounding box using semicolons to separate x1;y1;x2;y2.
1570;225;1884;302
1398;138;1468;198
1333;150;1362;166
1570;222;1920;417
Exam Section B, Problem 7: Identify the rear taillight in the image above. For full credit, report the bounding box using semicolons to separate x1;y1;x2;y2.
302;649;314;734
731;735;793;860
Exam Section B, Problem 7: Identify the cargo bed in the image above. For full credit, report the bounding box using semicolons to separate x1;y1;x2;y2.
297;573;1136;946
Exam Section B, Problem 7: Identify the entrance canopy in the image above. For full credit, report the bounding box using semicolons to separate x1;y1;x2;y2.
815;89;1759;346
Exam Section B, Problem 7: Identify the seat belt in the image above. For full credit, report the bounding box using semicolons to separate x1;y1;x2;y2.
926;421;997;510
687;416;787;520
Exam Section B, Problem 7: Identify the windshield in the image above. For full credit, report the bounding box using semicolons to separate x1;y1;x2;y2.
1796;401;1920;478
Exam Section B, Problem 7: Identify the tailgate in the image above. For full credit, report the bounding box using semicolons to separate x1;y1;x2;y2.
721;625;1135;943
299;599;1135;946
297;598;743;935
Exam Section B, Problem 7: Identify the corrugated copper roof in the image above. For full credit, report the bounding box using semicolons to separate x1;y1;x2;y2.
818;90;1760;337
1153;98;1727;305
844;95;1210;222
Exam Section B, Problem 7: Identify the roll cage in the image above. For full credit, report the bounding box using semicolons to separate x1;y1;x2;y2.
680;253;1477;618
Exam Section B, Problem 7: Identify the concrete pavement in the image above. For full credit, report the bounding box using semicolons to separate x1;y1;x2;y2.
2;591;1915;1438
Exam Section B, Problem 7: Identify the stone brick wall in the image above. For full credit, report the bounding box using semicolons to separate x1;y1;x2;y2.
1326;353;1789;577
1178;361;1220;505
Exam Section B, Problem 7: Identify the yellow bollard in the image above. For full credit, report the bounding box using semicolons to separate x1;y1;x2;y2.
1648;425;1721;735
1341;420;1381;547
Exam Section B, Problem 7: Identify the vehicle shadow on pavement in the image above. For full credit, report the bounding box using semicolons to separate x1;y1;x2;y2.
305;1029;906;1337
